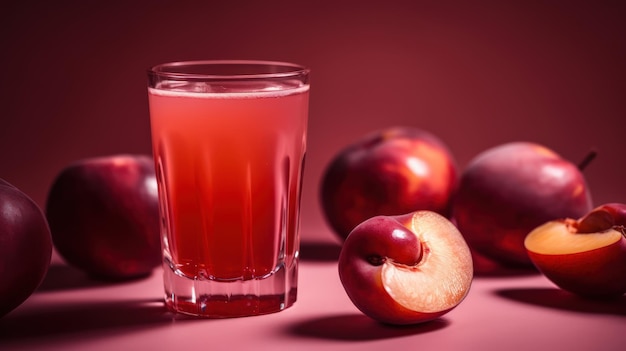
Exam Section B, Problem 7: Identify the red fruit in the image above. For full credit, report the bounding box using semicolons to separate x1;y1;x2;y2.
321;127;458;240
46;155;160;280
338;211;473;325
525;203;626;298
452;142;593;267
0;178;52;317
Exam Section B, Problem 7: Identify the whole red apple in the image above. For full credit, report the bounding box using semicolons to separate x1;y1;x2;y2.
320;127;458;240
46;155;161;280
0;178;52;317
525;203;626;298
338;211;473;325
451;142;593;267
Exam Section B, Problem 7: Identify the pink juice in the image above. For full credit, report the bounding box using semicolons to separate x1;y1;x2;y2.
148;85;309;282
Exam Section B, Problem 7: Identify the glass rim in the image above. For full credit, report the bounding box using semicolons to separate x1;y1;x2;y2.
148;60;310;81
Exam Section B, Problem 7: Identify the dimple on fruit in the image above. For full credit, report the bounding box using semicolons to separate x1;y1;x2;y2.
338;210;473;325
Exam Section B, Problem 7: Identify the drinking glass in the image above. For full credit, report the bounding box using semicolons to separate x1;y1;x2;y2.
147;60;310;317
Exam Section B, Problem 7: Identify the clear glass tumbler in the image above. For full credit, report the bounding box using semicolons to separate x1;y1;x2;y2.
147;60;310;317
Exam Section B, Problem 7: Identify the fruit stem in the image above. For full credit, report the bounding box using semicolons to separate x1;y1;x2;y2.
577;149;597;171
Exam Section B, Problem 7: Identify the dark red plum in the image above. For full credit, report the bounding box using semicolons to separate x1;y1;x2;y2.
46;155;161;280
452;142;593;267
0;179;52;317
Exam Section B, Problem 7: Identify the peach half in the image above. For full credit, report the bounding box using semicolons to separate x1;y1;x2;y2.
338;211;473;325
525;203;626;298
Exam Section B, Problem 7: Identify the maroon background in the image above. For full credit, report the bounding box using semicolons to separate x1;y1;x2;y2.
1;0;625;247
1;2;625;350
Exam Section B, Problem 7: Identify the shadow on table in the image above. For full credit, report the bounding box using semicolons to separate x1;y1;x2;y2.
36;264;144;291
299;241;342;262
495;287;626;316
37;241;342;292
0;298;191;342
471;251;539;278
473;265;538;278
287;313;449;341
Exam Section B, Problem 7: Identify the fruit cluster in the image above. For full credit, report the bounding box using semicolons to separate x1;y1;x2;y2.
321;126;625;325
0;155;160;317
1;128;623;324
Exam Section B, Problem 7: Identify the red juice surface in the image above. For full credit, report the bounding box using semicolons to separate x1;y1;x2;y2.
148;85;309;281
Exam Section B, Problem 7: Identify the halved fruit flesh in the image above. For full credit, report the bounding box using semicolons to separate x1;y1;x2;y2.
525;220;623;255
381;211;473;313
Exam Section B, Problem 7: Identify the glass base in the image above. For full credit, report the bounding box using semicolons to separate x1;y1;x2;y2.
162;259;298;318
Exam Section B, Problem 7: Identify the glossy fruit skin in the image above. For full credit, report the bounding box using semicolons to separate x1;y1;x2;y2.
0;178;52;317
46;155;160;280
451;142;593;267
321;127;458;240
526;203;626;298
338;211;472;325
528;235;626;298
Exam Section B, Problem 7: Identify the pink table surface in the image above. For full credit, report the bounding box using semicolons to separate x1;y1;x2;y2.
1;241;624;351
